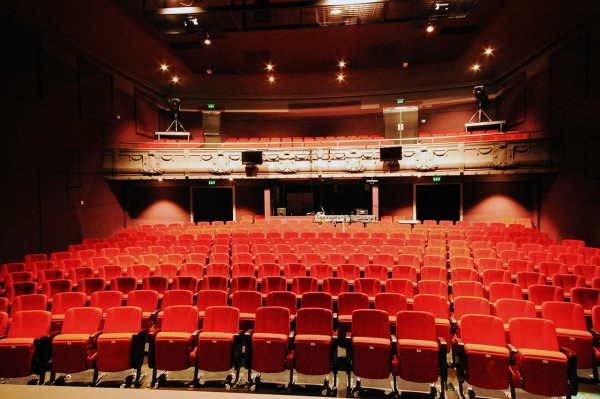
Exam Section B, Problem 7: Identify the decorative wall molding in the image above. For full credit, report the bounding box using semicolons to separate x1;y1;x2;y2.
103;139;554;180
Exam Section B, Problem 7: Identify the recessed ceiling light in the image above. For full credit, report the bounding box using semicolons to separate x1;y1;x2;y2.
160;64;169;72
171;75;180;83
338;60;346;68
426;23;434;33
204;35;211;46
471;64;480;71
266;63;274;72
330;7;343;16
484;48;494;55
337;73;345;82
268;75;276;83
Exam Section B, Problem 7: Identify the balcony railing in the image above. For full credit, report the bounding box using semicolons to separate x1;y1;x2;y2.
103;132;554;180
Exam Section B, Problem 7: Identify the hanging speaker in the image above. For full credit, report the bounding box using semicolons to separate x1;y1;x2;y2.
241;151;263;165
380;146;403;161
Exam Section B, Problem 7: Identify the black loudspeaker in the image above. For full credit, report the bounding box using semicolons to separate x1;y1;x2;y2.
242;151;263;165
380;146;403;161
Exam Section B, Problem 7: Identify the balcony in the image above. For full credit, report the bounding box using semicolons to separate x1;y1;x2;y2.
103;132;554;180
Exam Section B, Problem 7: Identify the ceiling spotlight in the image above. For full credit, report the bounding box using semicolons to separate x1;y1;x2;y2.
183;16;199;33
471;64;480;71
266;63;274;71
338;60;346;68
337;73;345;82
484;48;494;55
171;75;180;83
426;23;435;33
330;7;343;16
473;85;487;101
160;63;169;72
268;75;276;83
203;33;211;46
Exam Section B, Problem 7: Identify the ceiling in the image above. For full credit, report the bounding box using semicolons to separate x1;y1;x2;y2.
4;0;600;100
114;0;597;76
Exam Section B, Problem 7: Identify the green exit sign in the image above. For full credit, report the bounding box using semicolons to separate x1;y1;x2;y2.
396;98;405;104
207;104;215;109
208;180;216;185
432;177;442;182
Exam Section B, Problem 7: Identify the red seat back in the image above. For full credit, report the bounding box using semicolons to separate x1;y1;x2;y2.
103;306;142;333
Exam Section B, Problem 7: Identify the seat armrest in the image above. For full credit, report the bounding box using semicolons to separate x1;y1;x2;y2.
437;337;448;381
452;337;465;378
149;309;160;324
130;330;146;369
191;328;202;341
89;330;103;347
34;335;55;375
331;333;339;370
244;329;254;370
233;330;245;371
506;343;518;364
560;347;579;396
450;316;457;334
148;331;157;368
590;328;600;347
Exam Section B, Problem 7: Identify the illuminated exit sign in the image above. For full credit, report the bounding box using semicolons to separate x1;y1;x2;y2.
432;177;442;182
208;180;216;185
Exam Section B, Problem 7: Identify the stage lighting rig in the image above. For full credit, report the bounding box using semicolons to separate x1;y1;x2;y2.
155;98;190;141
465;85;506;132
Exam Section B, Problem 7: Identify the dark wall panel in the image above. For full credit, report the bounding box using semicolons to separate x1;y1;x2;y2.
126;185;190;227
463;181;535;223
236;186;264;219
221;112;384;139
549;33;587;109
78;58;114;123
379;182;413;220
135;88;157;138
498;72;526;128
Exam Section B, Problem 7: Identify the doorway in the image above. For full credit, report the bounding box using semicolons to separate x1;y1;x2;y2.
415;184;461;222
192;187;234;223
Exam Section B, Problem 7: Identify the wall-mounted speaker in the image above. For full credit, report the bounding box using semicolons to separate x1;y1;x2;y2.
241;151;263;165
380;146;403;161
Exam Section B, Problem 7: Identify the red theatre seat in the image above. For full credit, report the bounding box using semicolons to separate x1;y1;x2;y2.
394;310;448;398
453;314;510;398
191;306;242;388
49;307;103;384
508;317;578;399
290;307;337;394
0;310;52;383
148;305;199;388
347;309;394;396
246;306;292;390
94;306;146;387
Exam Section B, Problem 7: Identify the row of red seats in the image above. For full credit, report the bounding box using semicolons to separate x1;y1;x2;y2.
0;295;589;398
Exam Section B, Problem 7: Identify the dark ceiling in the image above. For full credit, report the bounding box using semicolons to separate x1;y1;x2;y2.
114;0;597;76
3;0;600;99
